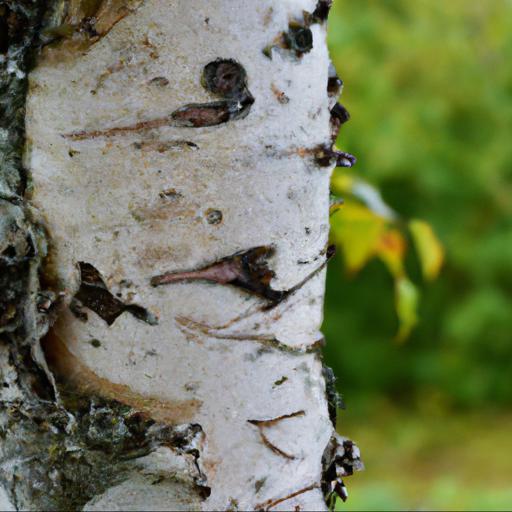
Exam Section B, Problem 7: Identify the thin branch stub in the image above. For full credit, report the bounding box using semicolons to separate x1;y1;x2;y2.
151;245;335;308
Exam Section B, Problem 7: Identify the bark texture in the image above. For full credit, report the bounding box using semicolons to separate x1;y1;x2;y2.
0;0;361;510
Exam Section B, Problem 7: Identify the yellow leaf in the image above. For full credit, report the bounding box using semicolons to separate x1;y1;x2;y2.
376;229;407;278
395;277;419;343
409;219;444;280
330;200;386;273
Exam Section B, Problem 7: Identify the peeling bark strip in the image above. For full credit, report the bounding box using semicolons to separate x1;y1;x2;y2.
40;0;145;57
322;434;364;508
73;262;158;326
176;315;325;354
64;59;254;139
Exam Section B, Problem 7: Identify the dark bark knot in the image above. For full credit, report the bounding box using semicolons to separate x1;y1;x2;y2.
319;63;355;169
314;145;356;168
151;246;283;304
71;262;158;326
262;2;333;60
285;25;313;54
172;58;255;127
65;59;254;139
312;0;333;22
330;102;350;142
151;245;335;309
263;21;314;60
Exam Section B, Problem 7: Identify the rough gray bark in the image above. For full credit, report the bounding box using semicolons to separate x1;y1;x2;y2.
0;0;361;510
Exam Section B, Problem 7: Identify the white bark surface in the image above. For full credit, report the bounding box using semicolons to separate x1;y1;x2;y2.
24;0;335;509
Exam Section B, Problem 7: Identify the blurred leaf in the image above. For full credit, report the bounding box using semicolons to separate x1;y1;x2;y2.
395;277;419;343
376;229;406;278
332;172;397;220
330;200;386;273
329;199;345;217
324;0;512;409
331;172;356;196
409;219;444;280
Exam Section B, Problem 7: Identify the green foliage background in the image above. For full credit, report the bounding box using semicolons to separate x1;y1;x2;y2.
324;0;512;509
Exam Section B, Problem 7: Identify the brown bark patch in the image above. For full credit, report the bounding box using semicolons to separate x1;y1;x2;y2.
42;329;202;424
41;0;144;65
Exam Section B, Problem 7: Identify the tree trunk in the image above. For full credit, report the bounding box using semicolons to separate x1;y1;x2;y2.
0;0;361;510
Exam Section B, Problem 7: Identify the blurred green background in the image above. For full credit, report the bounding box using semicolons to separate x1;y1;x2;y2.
323;0;512;509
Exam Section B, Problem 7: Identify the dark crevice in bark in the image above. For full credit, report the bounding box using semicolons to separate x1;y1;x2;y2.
248;410;305;427
0;1;47;199
133;139;198;153
72;262;158;326
255;430;297;461
263;23;313;60
322;365;345;425
151;246;282;302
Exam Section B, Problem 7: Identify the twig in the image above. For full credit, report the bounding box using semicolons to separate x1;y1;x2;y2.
247;410;306;460
255;483;319;511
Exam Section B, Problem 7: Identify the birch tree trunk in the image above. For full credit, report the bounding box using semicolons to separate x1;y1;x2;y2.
0;0;361;510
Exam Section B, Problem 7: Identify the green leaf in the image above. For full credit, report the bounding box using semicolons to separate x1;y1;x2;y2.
395;277;419;342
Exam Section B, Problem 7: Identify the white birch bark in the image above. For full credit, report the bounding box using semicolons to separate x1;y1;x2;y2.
0;0;361;510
